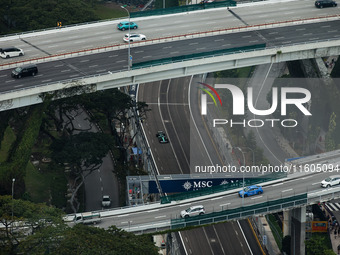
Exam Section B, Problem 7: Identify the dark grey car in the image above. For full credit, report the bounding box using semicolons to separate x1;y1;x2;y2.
11;64;38;79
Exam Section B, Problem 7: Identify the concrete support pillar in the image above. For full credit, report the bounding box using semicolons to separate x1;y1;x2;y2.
291;206;306;255
315;57;330;78
283;210;291;237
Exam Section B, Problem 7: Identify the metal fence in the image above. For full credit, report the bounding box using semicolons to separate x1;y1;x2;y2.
170;194;307;229
132;44;266;69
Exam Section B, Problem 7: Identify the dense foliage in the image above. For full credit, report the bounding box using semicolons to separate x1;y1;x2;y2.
0;196;159;255
0;0;99;34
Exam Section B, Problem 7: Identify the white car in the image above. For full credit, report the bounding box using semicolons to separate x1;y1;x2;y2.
101;195;111;207
123;34;146;42
0;47;24;59
180;205;205;218
321;176;340;188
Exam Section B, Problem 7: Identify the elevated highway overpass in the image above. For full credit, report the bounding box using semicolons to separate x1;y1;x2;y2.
0;0;340;111
66;169;340;233
64;147;340;233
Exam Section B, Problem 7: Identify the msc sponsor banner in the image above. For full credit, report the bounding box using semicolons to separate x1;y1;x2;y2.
148;178;243;193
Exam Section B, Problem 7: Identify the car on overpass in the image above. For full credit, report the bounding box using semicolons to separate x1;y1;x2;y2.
156;131;169;143
124;34;146;42
321;176;340;188
117;21;138;31
239;185;263;198
315;0;337;8
0;47;24;59
180;205;205;218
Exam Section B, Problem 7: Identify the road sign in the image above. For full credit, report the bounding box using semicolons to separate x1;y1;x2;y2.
263;235;267;245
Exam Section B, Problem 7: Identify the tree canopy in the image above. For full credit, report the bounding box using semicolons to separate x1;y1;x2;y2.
1;0;99;34
0;196;159;255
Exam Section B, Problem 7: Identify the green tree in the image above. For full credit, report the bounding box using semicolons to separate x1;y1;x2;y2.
325;112;337;151
305;235;335;255
0;195;65;254
51;132;114;212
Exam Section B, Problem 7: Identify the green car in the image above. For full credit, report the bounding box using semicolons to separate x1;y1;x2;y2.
117;21;138;31
156;131;169;144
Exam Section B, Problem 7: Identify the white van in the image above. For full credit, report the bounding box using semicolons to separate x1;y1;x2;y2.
0;47;24;59
321;175;340;188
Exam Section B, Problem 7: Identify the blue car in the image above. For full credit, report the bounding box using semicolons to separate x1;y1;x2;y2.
239;185;263;197
117;21;138;31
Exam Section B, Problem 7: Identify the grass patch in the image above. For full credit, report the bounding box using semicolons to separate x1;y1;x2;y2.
266;214;283;250
94;3;126;20
0;126;16;163
25;162;67;208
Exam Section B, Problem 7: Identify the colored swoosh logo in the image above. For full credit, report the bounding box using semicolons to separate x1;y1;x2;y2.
198;82;223;106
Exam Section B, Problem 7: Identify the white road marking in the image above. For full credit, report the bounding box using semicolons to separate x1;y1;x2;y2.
179;203;191;207
117;214;130;217
273;183;283;187
155;215;167;219
211;196;223;201
220;203;231;207
251;196;262;200
282;188;293;192
147;209;159;213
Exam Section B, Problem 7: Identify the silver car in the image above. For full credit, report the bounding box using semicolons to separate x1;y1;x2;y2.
180;205;205;218
123;33;146;42
321;176;340;188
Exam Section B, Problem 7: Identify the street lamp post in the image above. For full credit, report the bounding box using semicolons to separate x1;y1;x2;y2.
11;178;15;232
121;6;131;71
236;147;245;206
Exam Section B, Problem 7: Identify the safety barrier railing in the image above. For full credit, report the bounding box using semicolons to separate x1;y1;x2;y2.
132;43;266;70
170;194;307;230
